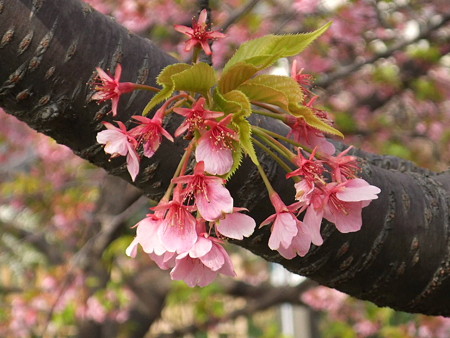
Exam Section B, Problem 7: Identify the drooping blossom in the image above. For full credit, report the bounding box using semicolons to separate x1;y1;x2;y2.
92;64;136;116
129;109;174;158
173;97;223;137
286;115;335;156
277;221;312;259
303;178;381;245
260;192;299;251
96;121;140;181
325;146;360;182
170;232;236;287
214;208;256;240
195;114;239;175
291;59;314;98
174;9;226;55
287;147;324;183
172;161;233;221
152;193;197;254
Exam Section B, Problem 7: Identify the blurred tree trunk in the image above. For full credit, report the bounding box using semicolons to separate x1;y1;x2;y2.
1;0;450;316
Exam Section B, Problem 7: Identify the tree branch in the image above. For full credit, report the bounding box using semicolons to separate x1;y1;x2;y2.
1;0;450;316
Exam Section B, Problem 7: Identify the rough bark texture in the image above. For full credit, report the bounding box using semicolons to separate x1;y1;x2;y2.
1;0;450;316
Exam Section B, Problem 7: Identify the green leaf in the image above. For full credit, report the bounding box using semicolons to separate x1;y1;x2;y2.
234;117;259;166
142;62;216;115
218;63;259;93
171;62;217;96
243;74;343;137
213;89;251;118
223;142;243;180
223;22;331;73
142;63;191;115
244;75;303;108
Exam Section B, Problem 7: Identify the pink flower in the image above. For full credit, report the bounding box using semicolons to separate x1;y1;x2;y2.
261;193;299;251
153;195;198;254
172;161;233;221
287;147;324;183
277;222;312;259
195;114;239;175
170;234;236;287
96;121;140;181
286;116;335;156
303;179;381;244
173;97;223;137
133;214;166;255
174;9;226;55
214;208;256;240
129;110;174;158
92;64;136;116
291;60;314;98
325;146;360;182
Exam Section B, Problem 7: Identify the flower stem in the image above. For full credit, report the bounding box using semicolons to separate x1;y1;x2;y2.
252;109;287;121
255;163;275;195
252;126;296;161
252;137;295;175
134;84;161;93
162;140;195;201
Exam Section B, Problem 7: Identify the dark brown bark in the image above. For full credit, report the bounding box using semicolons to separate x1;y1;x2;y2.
1;0;450;316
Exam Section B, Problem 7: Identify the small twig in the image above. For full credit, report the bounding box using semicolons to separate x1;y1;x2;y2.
157;279;317;337
220;0;261;33
317;13;450;88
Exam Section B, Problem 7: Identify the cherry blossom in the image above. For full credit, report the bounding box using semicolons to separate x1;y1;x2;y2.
172;161;233;221
261;193;299;251
92;64;136;116
96;121;140;181
286;115;336;155
129;110;174;158
287;147;324;183
152;194;198;254
303;178;381;245
173;97;223;137
174;9;226;55
291;59;314;98
170;234;236;287
195;114;238;175
325;146;360;182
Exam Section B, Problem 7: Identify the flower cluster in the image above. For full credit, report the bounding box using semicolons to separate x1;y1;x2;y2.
91;13;381;287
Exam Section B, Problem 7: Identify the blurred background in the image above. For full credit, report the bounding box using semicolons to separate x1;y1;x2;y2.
1;0;449;336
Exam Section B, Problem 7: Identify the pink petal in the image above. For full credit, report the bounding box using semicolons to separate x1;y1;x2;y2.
125;238;139;258
216;212;256;240
114;64;123;82
198;9;208;25
189;236;213;259
126;146;140;181
325;202;363;233
95;67;113;82
196;181;233;221
303;206;324;246
171;256;217;287
336;179;381;202
216;244;236;277
268;213;298;250
159;216;197;254
195;138;233;175
135;217;165;255
199;242;225;271
97;130;128;156
149;251;176;270
174;25;194;35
